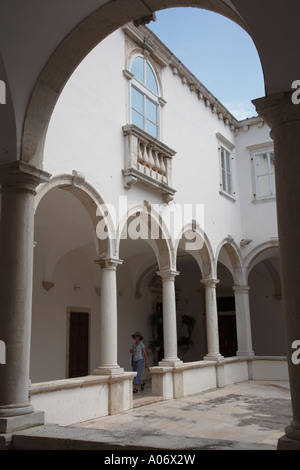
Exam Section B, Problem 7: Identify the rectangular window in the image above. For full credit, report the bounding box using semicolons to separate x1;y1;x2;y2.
253;150;275;199
220;145;233;196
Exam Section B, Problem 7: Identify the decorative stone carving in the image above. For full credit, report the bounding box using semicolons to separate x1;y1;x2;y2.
42;281;54;291
72;170;85;188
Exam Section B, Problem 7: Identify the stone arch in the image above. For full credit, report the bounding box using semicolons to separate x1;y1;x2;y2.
35;173;115;260
244;239;280;280
244;239;281;302
215;237;244;285
116;201;173;271
174;222;214;278
20;0;258;169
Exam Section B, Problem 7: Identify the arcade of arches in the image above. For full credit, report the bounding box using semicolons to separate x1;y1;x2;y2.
1;0;300;450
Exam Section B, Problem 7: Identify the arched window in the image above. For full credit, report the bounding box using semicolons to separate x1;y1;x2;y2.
130;56;160;138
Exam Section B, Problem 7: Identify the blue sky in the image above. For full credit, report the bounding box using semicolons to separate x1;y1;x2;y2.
148;8;265;121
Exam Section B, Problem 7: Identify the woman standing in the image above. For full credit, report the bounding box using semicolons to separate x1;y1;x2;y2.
130;331;148;393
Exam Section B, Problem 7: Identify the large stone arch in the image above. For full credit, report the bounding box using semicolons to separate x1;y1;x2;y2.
20;0;257;170
35;173;115;260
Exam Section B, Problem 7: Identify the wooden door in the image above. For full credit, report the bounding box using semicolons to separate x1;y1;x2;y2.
218;315;237;357
68;312;89;378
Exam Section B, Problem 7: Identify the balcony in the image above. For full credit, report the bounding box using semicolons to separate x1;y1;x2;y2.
122;124;176;202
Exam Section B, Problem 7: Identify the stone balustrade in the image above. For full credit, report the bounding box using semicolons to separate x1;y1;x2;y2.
122;124;176;202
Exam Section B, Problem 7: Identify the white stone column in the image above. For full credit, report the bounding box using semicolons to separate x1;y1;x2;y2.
93;258;124;375
233;285;254;357
0;162;50;433
254;92;300;449
157;270;182;366
201;278;223;361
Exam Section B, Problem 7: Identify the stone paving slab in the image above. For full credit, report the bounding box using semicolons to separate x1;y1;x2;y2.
6;381;293;450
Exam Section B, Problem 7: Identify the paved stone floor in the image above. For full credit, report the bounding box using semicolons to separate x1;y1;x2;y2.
9;380;292;450
71;380;292;450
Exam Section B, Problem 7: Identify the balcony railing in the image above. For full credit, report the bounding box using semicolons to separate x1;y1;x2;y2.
122;124;176;202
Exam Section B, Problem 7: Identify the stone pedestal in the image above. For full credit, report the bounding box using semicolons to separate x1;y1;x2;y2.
0;162;50;433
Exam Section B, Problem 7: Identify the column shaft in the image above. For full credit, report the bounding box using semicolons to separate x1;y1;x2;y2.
0;162;50;423
157;270;182;366
233;286;254;357
201;279;223;361
94;258;123;375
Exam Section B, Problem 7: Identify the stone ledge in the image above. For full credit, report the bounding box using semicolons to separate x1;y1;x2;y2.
30;375;110;395
30;372;136;396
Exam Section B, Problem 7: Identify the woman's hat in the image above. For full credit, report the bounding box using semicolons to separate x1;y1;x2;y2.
131;331;144;340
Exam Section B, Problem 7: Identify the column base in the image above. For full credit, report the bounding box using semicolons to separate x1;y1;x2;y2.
204;353;224;361
236;350;254;357
277;434;300;450
93;366;124;376
158;358;183;367
0;411;44;434
277;421;300;449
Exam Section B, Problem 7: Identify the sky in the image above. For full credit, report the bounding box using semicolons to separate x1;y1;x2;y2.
148;8;265;121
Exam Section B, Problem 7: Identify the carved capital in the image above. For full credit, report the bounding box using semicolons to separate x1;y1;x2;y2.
253;91;300;134
0;162;50;194
156;270;179;282
200;278;219;289
95;257;123;270
232;285;251;294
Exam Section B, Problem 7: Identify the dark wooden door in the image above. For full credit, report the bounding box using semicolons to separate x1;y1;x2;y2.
68;312;89;378
218;315;237;357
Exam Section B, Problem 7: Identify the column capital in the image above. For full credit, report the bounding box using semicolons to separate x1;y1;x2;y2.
94;257;123;270
200;278;219;288
0;161;51;194
156;269;179;281
253;91;300;133
232;285;251;294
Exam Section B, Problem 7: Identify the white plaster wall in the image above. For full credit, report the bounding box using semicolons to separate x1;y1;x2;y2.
235;122;278;249
162;63;243;255
43;28;163;216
